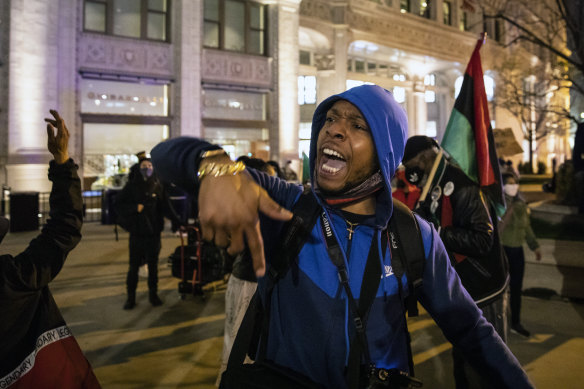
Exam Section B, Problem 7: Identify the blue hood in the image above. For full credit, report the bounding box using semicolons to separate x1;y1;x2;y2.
309;85;408;226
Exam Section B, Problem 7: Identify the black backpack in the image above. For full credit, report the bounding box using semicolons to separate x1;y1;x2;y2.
222;190;426;389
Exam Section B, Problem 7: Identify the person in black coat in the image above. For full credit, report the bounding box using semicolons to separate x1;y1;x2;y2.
116;157;181;309
402;136;509;389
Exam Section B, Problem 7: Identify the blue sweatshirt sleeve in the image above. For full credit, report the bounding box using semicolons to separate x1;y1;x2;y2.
151;136;222;193
417;217;533;388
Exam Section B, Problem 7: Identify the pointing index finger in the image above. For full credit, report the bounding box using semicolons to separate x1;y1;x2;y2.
244;222;266;277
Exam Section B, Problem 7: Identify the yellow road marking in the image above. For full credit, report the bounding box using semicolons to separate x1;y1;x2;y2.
524;338;584;387
413;342;452;365
526;333;554;343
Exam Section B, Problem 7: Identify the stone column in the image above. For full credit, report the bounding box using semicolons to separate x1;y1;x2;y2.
332;24;349;95
413;79;427;136
173;0;202;137
7;0;77;192
0;0;10;187
315;53;337;104
272;0;301;163
434;0;443;24
316;3;349;103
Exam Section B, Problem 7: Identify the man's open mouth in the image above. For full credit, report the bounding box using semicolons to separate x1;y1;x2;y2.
320;147;347;175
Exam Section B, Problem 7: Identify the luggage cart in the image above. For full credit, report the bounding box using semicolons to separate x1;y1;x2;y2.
168;224;231;300
169;225;205;299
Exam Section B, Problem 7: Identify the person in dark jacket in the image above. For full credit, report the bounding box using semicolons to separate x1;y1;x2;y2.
151;85;532;388
402;135;509;388
0;110;100;388
116;157;181;309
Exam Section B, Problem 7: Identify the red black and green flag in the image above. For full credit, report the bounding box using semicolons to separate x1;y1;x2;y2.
441;38;506;216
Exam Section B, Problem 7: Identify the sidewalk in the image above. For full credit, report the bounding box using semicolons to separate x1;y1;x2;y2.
523;239;584;300
3;217;584;387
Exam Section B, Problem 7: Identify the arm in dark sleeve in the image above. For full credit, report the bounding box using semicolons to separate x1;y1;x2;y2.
151;137;302;210
161;185;184;227
114;182;138;224
440;186;494;257
151;136;221;193
245;168;303;210
419;219;533;388
5;159;83;290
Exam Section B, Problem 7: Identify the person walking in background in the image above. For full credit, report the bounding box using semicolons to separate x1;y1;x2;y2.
0;110;100;387
116;156;181;310
282;160;298;181
499;172;542;338
266;160;285;179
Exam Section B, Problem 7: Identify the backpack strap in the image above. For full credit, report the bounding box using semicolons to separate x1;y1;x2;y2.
388;199;426;377
227;188;320;367
389;200;425;317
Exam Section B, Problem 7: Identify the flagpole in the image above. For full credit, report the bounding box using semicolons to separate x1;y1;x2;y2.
417;149;444;206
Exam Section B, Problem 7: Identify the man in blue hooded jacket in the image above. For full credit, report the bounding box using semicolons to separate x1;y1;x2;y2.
151;85;532;388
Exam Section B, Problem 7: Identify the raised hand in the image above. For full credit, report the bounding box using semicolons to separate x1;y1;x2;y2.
44;110;70;164
198;170;293;277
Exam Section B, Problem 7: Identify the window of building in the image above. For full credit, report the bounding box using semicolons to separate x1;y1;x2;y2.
420;0;431;18
455;75;495;102
83;0;169;41
355;59;365;73
367;62;377;74
443;1;452;25
392;73;407;82
203;0;267;55
298;76;317;105
80;79;169;116
495;18;504;43
484;75;495;101
425;90;436;103
400;0;410;13
459;11;468;31
378;64;388;77
393;86;406;103
424;73;436;86
298;122;312;159
80;77;171;188
426;121;437;137
299;50;312;65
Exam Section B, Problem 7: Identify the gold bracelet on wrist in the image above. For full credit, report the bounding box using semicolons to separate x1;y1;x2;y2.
198;160;246;181
200;149;228;159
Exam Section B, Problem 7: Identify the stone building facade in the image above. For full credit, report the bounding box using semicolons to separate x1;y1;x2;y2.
0;0;569;193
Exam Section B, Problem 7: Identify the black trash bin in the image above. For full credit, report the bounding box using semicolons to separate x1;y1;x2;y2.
10;192;39;232
101;188;121;225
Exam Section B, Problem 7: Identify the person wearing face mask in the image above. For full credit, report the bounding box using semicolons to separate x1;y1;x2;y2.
402;135;509;389
499;173;541;338
115;157;182;309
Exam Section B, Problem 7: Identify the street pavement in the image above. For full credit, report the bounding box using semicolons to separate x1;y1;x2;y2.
2;200;584;388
